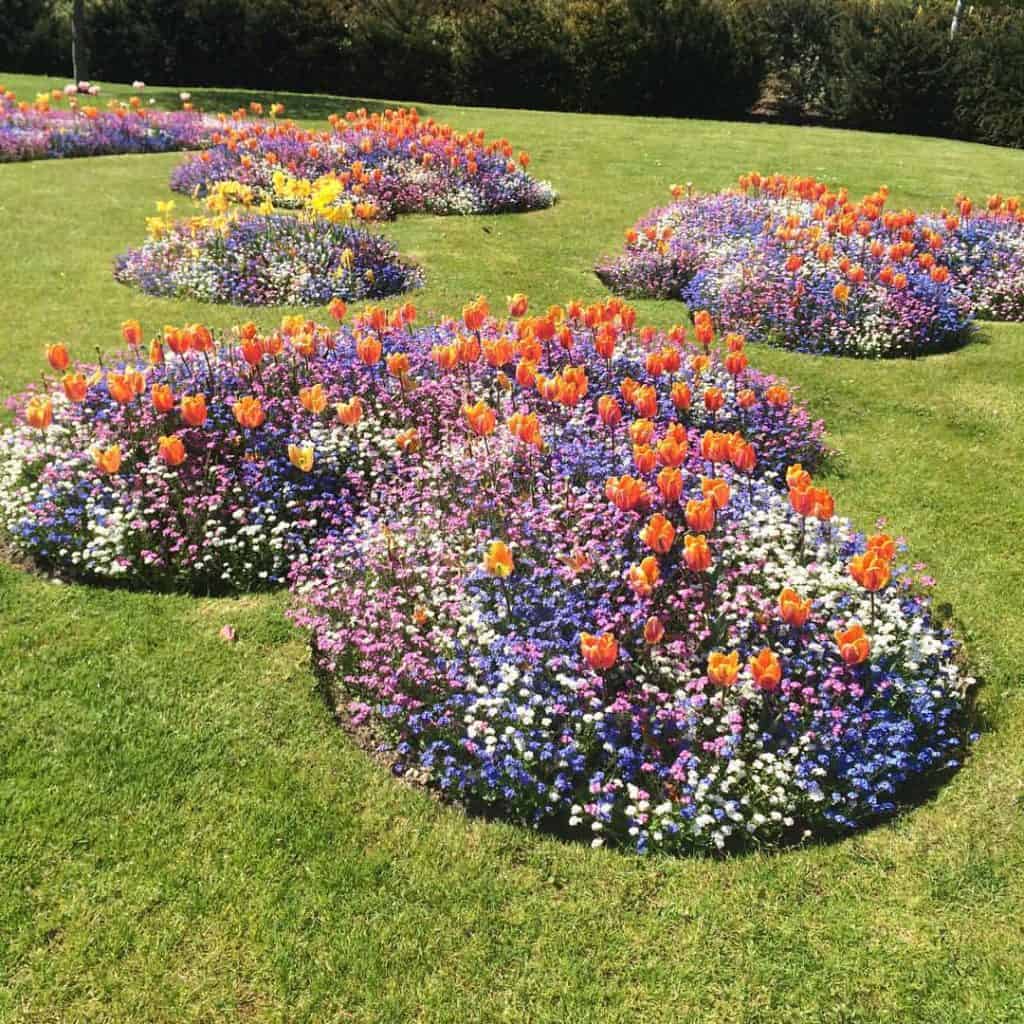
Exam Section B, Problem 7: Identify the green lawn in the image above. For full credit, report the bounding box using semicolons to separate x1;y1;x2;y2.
2;73;1024;1024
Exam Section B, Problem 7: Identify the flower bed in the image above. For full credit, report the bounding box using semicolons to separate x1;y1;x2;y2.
288;299;972;854
0;300;823;593
113;207;423;305
170;107;557;216
0;86;222;163
596;175;1013;357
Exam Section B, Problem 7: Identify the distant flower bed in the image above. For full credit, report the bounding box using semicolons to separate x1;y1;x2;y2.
113;201;422;305
170;107;557;216
596;174;1024;356
0;85;223;163
0;299;822;594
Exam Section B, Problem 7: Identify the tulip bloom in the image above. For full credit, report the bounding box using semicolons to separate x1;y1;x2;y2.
233;396;266;429
849;550;891;592
327;298;347;322
707;651;739;686
701;476;731;510
657;437;687;468
833;283;850;304
703;387;725;413
788;484;815;517
605;475;647;512
288;443;315;472
729;438;757;474
629;418;655;446
656;466;683;503
737;388;756;409
640;513;676;555
158;434;186;467
507;411;543;449
749;648;782;691
786;463;811;490
507;293;528;317
724;350;748;376
643;616;665;645
151;383;175;414
867;533;897;561
46;344;70;371
835;624;870;665
106;372;136;405
597;395;622;427
700;431;730;464
483;540;514;577
683;533;712;572
811;486;835;520
62;372;88;403
778;587;812;627
395;428;421;453
25;395;53;429
91;444;122;474
356;334;382;366
628;556;661;596
462;297;488;332
121;319;142;347
580;632;618;671
299;384;328;414
386;352;411;377
335;396;364;426
462;400;496;437
685;497;716;533
671;381;692;412
180;394;207;427
765;385;790;408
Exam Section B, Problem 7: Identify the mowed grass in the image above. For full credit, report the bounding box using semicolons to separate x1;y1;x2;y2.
1;73;1024;1024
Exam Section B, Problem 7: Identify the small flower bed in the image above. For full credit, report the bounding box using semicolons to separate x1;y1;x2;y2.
113;203;423;305
0;86;223;163
0;299;823;594
289;298;972;854
170;107;557;216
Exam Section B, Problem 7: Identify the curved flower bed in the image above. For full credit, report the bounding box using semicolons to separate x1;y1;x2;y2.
596;175;1015;357
113;211;423;305
0;300;823;592
0;86;221;163
170;108;557;215
289;301;972;854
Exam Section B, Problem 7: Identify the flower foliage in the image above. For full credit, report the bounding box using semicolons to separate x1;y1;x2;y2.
597;173;1024;356
0;86;223;163
169;107;557;216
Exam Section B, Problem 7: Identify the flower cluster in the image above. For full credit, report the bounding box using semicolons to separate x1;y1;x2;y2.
0;86;222;163
113;201;423;305
272;298;968;854
169;107;557;216
597;175;1000;357
1;299;822;596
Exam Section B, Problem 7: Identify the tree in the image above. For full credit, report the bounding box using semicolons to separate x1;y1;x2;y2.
71;0;88;80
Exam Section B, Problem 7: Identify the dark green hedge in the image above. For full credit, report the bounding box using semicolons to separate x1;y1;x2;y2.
3;0;1022;149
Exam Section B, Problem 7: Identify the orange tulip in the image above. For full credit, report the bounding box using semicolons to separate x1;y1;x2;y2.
151;383;175;414
789;484;815;517
149;339;165;366
356;334;382;366
724;350;748;376
700;477;731;510
507;293;528;317
737;388;756;409
700;431;730;463
187;323;213;352
62;372;88;403
628;556;661;596
703;387;725;412
483;337;514;367
786;464;811;490
386;352;411;377
833;283;850;304
685;497;716;533
632;385;657;418
327;298;347;322
483;540;514;578
233;396;266;429
597;395;622;427
25;395;53;429
683;533;712;572
778;587;812;627
632;445;657;474
629;418;655;446
299;384;328;414
640;513;675;555
287;443;315;472
707;651;739;686
158;434;186;467
605;475;647;512
643;616;665;645
91;444;122;475
46;343;70;371
749;648;782;691
507;411;543;449
656;436;687;468
335;396;364;426
849;550;891;592
729;437;757;473
462;296;488;332
121;319;142;347
671;381;692;412
395;427;421;453
810;486;834;520
580;632;618;671
180;394;207;427
105;372;135;405
462;399;496;437
835;624;870;666
656;466;684;503
765;385;790;408
867;533;897;561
